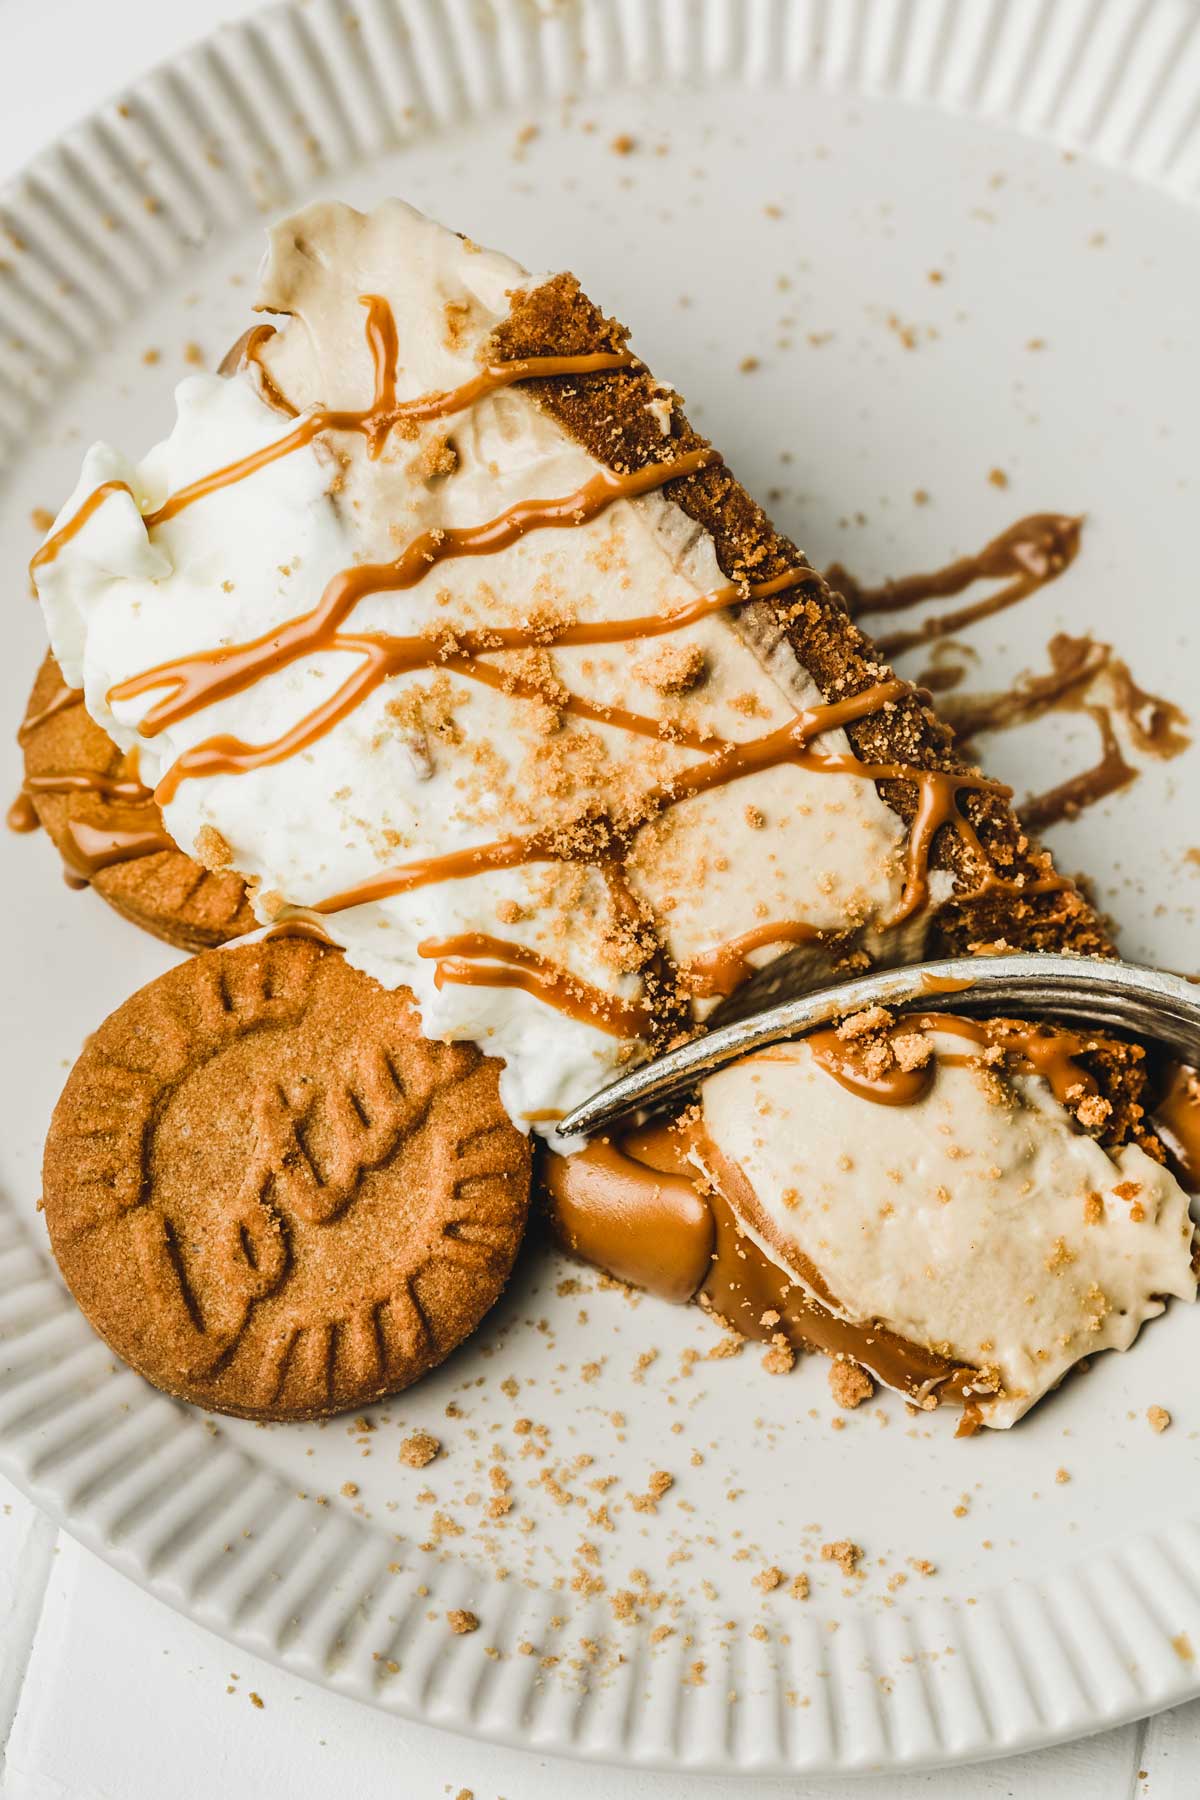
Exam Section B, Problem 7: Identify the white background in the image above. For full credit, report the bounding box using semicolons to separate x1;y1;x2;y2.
1;2;1198;1796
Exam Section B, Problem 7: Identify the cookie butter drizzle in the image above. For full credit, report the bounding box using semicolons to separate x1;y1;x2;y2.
827;512;1083;659
1154;1063;1200;1191
35;298;1059;1028
804;1011;1099;1108
11;667;174;883
826;523;1189;833
419;933;652;1036
58;814;177;886
6;792;38;833
16;666;83;740
681;920;824;999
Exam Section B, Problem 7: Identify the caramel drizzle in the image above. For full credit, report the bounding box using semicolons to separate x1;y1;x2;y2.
1021;709;1136;832
31;296;1036;1018
1154;1062;1200;1192
931;778;1073;906
807;1010;1099;1109
150;335;642;525
221;324;295;416
119;445;722;800
21;769;153;804
28;483;132;578
12;669;159;857
944;633;1191;834
137;563;810;794
681;920;824;999
827;513;1083;659
17;670;83;741
260;915;338;947
316;834;548;912
9;768;160;846
31;311;641;559
59;812;177;882
418;933;651;1037
831;528;1187;837
314;680;1006;927
6;792;38;833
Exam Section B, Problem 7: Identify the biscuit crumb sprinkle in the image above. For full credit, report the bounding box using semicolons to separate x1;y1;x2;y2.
821;1540;863;1577
630;1470;674;1513
761;1335;795;1376
193;823;233;870
829;1359;874;1410
400;1430;441;1468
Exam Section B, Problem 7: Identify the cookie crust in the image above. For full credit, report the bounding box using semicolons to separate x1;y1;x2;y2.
492;276;1111;962
20;651;255;952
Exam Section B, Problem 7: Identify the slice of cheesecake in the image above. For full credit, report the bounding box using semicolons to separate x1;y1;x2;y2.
35;197;1110;1130
547;1009;1196;1429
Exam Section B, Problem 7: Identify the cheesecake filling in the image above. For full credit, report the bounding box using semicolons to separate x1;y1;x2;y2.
32;198;949;1130
546;1018;1197;1427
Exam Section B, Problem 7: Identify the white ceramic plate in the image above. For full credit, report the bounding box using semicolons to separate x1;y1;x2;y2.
3;0;1200;1776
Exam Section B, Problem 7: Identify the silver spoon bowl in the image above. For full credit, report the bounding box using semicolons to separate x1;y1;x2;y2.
558;954;1200;1141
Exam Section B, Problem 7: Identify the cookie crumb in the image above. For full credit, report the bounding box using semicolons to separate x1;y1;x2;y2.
820;1540;862;1577
400;1430;441;1468
632;641;706;695
829;1360;874;1410
1074;1092;1112;1130
447;1609;479;1635
193;823;233;871
630;1470;674;1513
1147;1405;1172;1434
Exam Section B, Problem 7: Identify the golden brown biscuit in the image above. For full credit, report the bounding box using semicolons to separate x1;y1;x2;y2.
18;652;255;951
42;940;532;1420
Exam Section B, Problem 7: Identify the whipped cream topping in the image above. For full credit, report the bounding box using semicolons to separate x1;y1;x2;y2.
697;1037;1197;1425
35;198;925;1129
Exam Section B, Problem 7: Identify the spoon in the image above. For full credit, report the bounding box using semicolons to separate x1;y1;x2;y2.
557;954;1200;1141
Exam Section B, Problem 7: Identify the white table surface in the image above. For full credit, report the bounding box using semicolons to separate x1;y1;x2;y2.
1;2;1198;1795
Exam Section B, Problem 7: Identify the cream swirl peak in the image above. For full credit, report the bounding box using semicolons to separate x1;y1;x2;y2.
34;199;983;1127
